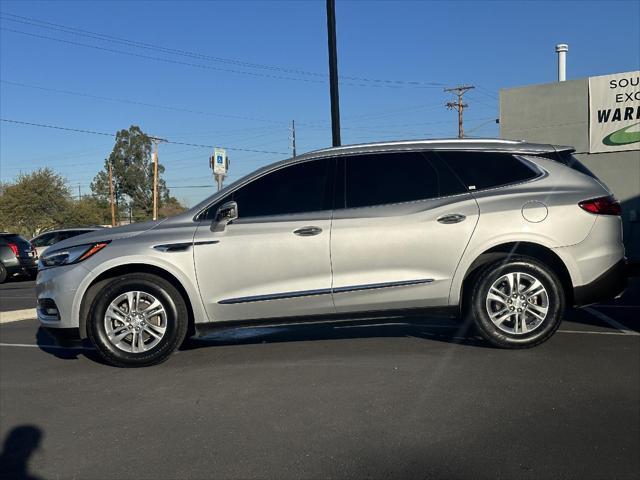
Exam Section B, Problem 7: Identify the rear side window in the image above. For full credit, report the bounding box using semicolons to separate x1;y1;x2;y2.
434;151;540;191
223;158;333;219
344;151;466;208
541;151;599;180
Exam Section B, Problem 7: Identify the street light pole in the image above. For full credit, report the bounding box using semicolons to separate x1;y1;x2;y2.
326;0;341;147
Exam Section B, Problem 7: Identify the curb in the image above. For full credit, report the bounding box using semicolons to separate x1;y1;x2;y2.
0;309;37;324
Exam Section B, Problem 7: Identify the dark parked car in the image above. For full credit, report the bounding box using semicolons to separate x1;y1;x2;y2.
0;233;38;283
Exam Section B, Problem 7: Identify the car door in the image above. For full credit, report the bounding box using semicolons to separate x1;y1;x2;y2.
330;150;479;313
193;157;336;322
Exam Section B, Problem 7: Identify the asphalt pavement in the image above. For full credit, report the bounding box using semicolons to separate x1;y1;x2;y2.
0;278;639;479
0;279;36;312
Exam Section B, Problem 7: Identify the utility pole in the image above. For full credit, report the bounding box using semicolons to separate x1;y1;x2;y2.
290;120;297;158
108;159;116;227
326;0;341;147
445;85;475;138
77;183;81;200
150;137;167;221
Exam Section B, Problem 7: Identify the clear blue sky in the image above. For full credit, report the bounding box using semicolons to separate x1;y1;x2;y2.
1;0;639;206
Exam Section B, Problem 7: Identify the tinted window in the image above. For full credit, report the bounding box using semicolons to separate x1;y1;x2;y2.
540;151;599;180
434;151;540;190
344;152;466;208
32;232;58;247
222;159;333;219
57;230;90;242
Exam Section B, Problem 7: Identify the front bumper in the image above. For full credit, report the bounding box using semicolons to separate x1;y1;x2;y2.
36;263;94;329
573;259;628;306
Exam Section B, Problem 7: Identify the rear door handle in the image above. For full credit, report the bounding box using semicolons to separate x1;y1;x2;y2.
293;226;323;236
437;214;466;224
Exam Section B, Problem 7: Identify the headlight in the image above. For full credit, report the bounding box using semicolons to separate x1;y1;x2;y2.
39;241;110;269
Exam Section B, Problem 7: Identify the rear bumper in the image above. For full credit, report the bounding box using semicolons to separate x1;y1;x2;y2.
573;259;628;306
4;262;37;277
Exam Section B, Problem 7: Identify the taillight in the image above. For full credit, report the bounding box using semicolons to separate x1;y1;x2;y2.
579;195;622;216
8;243;19;257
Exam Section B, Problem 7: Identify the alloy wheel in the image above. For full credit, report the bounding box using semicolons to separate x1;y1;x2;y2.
485;272;549;335
103;291;168;353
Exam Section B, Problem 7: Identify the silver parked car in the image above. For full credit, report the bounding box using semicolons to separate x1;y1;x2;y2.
36;139;627;367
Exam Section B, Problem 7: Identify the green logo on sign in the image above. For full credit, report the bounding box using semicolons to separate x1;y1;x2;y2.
602;122;640;146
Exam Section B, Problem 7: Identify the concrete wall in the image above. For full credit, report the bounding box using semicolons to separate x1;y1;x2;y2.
500;80;640;260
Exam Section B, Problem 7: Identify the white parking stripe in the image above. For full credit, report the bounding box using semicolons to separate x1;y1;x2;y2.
593;305;640;309
0;342;93;350
584;307;640;336
558;329;632;336
0;309;36;324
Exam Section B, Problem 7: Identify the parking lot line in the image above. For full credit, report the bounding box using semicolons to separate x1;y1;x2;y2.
0;342;94;350
583;307;639;336
557;329;633;336
593;305;640;309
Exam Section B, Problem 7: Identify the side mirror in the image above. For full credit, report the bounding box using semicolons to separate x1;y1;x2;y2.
212;201;238;231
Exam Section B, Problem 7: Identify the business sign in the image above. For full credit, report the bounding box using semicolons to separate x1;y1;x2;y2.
212;148;227;175
589;71;640;153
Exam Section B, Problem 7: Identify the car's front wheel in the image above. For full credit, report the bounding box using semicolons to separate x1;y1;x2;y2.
87;273;189;367
468;256;564;348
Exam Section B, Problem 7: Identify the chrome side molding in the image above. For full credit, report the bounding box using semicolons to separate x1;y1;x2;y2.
218;278;433;305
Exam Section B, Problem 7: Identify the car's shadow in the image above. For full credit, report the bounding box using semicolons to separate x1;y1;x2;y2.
35;328;109;365
35;315;487;364
35;301;637;365
180;315;488;351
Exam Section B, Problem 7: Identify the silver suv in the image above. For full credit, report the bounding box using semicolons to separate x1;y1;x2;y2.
36;139;627;367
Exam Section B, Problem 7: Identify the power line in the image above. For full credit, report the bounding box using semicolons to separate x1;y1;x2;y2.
1;79;469;136
1;25;441;90
0;118;289;155
1;80;294;125
0;12;446;88
0;27;330;86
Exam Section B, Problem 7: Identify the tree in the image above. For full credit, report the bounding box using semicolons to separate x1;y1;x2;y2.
158;196;187;218
0;168;71;237
91;125;173;220
64;197;111;226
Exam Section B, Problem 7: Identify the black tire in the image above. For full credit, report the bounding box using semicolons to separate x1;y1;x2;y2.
0;264;7;284
467;256;564;349
87;273;189;367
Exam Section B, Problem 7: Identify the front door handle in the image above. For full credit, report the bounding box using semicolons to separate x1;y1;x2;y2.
293;226;323;236
437;214;466;224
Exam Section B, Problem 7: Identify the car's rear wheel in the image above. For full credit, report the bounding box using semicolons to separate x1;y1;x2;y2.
468;256;564;348
0;264;7;284
87;273;188;367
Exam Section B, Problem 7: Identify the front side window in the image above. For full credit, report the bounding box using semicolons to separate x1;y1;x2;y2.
32;232;58;247
56;231;80;242
205;159;333;220
434;151;540;191
343;151;466;208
